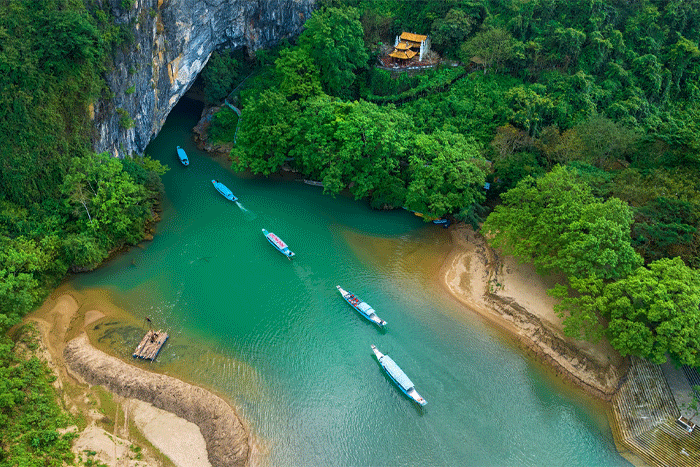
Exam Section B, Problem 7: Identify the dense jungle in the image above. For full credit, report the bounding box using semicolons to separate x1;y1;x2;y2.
1;0;700;464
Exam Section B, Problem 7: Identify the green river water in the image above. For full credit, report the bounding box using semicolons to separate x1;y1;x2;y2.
72;98;631;466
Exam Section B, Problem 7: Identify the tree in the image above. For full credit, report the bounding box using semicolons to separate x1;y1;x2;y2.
201;50;240;103
482;166;642;280
405;131;487;218
535;125;584;166
0;238;45;323
490;124;533;160
274;48;322;101
231;90;299;175
573;115;639;168
430;8;475;57
459;27;516;73
298;7;368;96
504;85;555;136
287;97;411;207
549;274;605;341
62;153;151;251
601;257;700;366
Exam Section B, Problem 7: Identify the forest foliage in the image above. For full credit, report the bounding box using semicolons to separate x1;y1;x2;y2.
2;0;700;458
207;0;700;365
1;2;166;463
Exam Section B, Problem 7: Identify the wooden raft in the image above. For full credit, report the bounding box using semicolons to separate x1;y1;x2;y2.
133;329;168;361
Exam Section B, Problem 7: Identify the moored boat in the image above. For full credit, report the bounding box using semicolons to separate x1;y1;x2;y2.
336;286;387;328
176;146;189;166
211;179;237;201
262;229;295;259
371;344;426;406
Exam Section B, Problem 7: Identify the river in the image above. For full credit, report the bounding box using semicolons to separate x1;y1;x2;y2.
72;97;631;466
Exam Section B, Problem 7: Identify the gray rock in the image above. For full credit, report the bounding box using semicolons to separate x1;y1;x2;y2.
93;0;316;157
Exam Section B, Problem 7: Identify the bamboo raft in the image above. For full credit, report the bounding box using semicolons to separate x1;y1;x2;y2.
133;329;168;361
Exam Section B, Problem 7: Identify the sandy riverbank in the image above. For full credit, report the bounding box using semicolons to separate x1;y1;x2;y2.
440;223;626;400
27;287;251;467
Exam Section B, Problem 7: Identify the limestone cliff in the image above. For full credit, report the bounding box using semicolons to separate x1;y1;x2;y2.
93;0;316;157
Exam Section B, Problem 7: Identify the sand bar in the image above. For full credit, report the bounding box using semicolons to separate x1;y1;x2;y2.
28;287;251;467
440;223;625;399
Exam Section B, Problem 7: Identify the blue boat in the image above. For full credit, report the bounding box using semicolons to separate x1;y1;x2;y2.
371;344;426;406
262;228;295;259
176;146;189;166
211;179;237;201
336;286;387;328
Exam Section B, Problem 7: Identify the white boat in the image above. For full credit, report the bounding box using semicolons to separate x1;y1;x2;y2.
336;286;387;328
371;344;426;406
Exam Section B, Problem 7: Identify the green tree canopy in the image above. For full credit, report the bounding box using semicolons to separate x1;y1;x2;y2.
201;50;240;103
275;48;322;100
602;257;700;366
430;8;475;57
298;6;368;96
459;27;517;73
482;165;642;280
62;153;154;263
405;131;487;218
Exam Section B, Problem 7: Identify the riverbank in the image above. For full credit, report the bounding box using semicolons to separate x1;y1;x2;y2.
440;223;627;400
27;286;251;467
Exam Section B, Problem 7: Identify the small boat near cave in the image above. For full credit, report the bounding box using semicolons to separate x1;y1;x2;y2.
211;179;237;201
336;286;387;328
262;229;295;259
371;344;426;406
176;146;189;166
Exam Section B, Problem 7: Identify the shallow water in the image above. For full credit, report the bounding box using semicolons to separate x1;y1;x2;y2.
72;97;630;466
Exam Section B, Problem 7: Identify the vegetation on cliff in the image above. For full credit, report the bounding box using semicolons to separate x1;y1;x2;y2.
1;1;166;463
206;0;700;365
0;0;166;327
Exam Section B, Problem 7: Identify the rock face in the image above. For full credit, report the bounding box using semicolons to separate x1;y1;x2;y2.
93;0;316;157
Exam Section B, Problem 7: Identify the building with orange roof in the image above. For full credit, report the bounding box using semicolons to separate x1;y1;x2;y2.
388;31;431;64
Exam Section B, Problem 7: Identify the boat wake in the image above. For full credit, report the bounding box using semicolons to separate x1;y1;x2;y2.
236;202;257;220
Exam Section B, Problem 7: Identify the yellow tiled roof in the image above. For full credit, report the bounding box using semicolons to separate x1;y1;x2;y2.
389;49;417;60
400;32;427;43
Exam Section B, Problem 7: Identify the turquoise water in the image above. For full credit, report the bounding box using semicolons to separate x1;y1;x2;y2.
73;98;630;466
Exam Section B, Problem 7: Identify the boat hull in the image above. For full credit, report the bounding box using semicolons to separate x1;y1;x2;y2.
336;286;386;327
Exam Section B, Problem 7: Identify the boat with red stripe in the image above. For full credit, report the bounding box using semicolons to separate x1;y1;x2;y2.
262;229;295;259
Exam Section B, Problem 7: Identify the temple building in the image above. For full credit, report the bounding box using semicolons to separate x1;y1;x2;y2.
389;32;431;64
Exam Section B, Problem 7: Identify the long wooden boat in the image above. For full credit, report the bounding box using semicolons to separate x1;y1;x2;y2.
176;146;189;166
371;344;426;406
211;179;237;201
336;286;387;328
262;228;295;259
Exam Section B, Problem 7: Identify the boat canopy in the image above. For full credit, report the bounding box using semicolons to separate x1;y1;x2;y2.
268;232;287;249
358;302;373;314
381;356;414;391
